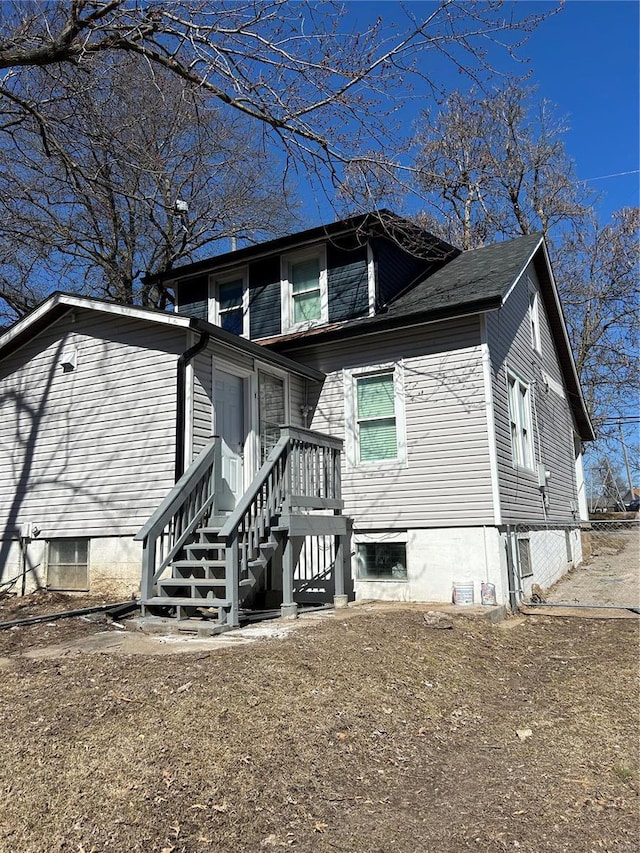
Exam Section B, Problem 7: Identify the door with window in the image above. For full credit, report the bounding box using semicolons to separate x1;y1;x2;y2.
214;370;245;510
259;371;286;463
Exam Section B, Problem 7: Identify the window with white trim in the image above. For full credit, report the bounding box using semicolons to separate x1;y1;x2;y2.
344;363;407;469
209;269;248;336
508;372;534;470
281;247;328;330
528;277;541;353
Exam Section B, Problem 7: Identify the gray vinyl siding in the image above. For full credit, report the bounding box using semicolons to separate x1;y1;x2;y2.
287;374;320;429
0;310;184;541
487;263;578;524
285;317;494;528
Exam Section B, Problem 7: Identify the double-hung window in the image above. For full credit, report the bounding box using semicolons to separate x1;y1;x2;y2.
508;372;534;470
344;363;407;469
357;373;397;461
281;247;327;330
210;269;248;337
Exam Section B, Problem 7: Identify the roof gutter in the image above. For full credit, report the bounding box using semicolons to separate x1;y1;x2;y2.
175;327;210;480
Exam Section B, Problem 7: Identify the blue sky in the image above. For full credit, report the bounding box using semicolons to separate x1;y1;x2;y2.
521;0;639;221
312;0;639;225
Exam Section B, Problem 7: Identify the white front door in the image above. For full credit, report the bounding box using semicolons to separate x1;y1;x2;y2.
214;370;245;510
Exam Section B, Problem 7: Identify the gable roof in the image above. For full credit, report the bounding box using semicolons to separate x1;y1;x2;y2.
385;232;543;319
145;209;459;286
0;292;324;382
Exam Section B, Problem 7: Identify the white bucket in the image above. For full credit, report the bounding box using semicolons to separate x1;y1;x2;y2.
452;580;474;606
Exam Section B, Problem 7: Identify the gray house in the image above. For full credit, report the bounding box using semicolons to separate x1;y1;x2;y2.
0;211;594;622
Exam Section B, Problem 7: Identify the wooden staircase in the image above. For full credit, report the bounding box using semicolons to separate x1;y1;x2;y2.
141;518;280;621
135;428;351;628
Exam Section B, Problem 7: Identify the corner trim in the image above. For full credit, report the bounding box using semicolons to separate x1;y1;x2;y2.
480;315;502;525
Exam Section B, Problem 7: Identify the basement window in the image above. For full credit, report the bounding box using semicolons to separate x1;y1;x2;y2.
47;539;89;591
517;536;533;580
357;542;407;580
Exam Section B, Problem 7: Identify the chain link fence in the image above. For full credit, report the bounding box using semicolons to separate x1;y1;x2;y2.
507;518;640;610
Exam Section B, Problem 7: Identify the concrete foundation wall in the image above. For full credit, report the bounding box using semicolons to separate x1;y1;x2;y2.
2;536;141;599
353;526;507;606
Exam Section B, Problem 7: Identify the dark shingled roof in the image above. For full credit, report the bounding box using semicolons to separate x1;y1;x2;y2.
385;232;543;319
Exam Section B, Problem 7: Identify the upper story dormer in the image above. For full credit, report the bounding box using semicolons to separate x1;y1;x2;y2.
150;211;458;342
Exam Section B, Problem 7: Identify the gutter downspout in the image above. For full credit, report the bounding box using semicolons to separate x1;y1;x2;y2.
175;328;210;480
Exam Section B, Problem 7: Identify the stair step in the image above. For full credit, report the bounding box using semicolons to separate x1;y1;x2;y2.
158;582;228;603
199;515;231;528
172;559;226;569
159;578;226;590
143;596;231;609
180;554;226;568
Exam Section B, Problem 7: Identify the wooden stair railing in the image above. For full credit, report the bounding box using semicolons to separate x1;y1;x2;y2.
135;436;222;603
135;427;350;627
220;426;346;627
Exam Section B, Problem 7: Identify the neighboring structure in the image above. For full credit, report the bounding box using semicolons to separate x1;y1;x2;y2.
0;211;594;618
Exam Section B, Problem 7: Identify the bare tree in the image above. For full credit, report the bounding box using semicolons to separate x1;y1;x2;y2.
555;207;640;430
0;2;555;323
410;82;639;446
412;82;593;249
0;54;297;321
0;2;552;193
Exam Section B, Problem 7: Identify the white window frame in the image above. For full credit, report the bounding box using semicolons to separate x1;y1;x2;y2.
344;361;407;471
280;245;328;332
507;371;535;471
527;276;541;354
208;267;249;337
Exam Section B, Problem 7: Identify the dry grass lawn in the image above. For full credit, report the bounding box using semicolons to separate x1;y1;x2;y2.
0;596;638;852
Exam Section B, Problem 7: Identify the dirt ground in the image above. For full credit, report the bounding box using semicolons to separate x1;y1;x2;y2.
0;591;638;853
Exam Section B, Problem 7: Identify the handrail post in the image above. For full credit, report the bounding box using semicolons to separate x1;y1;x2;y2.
141;538;156;601
333;446;342;504
213;435;223;514
225;533;240;627
333;518;351;609
281;535;303;619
